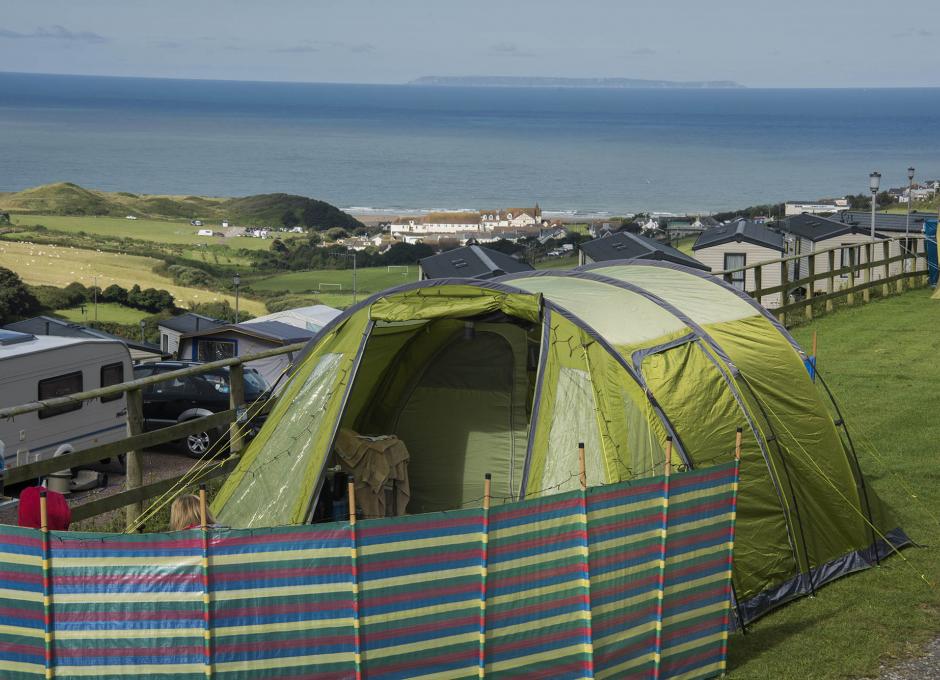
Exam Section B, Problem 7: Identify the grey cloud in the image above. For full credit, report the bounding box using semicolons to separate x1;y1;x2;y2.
270;44;319;54
491;42;535;58
631;47;656;56
892;28;934;38
151;40;182;49
0;25;108;44
270;41;374;55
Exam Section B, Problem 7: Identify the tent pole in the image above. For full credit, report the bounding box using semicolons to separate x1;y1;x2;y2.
729;429;748;634
814;368;881;565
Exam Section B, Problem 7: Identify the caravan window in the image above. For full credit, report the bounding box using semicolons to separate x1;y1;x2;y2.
197;340;236;362
100;362;124;403
38;371;83;419
724;253;746;290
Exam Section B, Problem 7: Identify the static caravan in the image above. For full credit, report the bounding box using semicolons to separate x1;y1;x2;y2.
693;219;784;307
0;331;132;472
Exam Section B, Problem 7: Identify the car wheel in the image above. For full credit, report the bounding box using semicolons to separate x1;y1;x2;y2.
182;429;218;459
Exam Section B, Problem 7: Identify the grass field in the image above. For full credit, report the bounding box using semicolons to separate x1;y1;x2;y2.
252;266;415;294
55;302;149;325
728;288;940;678
534;254;578;270
0;240;267;315
10;214;285;251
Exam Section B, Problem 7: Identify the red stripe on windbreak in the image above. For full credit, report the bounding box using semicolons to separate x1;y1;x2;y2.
54;537;201;552
589;513;661;540
214;600;348;620
587;480;664;505
590;543;661;572
591;573;660;603
364;647;479;675
489;626;590;655
361;614;479;644
54;610;202;622
215;634;356;655
664;583;726;611
487;595;590;624
359;547;483;575
210;529;346;549
666;554;727;582
595;634;657;665
0;605;43;621
663;616;722;644
671;467;735;491
364;582;480;609
55;645;204;658
490;496;585;523
488;529;587;558
667;526;728;552
489;563;587;590
592;604;658;636
0;570;42;584
669;498;731;521
661;645;722;673
356;515;481;539
210;565;351;583
0;534;43;548
513;659;593;680
0;641;44;655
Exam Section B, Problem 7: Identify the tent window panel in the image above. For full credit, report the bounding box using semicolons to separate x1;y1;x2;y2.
215;352;344;528
543;367;604;494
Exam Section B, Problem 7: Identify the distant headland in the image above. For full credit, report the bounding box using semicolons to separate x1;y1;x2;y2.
409;75;745;89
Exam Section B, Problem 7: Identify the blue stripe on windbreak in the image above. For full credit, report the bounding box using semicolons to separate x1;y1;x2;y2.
57;653;205;667
663;622;726;648
357;558;481;583
0;614;43;629
53;619;203;631
487;540;585;565
488;603;589;631
367;656;479;680
215;642;357;664
588;514;662;541
586;485;665;512
48;582;203;595
669;475;735;496
0;651;44;665
210;537;351;554
488;569;590;600
664;589;729;618
487;633;591;664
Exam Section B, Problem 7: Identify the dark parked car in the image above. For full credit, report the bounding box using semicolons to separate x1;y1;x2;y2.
133;361;270;457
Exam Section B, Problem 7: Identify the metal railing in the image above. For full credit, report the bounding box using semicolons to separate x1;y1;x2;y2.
0;342;307;528
714;235;929;325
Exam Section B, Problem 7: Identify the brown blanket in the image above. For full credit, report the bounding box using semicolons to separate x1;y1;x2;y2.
334;429;411;518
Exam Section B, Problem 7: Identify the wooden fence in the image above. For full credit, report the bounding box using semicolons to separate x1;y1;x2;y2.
0;342;306;528
715;235;930;325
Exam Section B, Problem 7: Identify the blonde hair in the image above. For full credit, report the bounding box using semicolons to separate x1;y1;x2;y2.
170;494;215;531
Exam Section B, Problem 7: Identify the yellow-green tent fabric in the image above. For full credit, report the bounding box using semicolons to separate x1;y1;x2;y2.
214;262;907;623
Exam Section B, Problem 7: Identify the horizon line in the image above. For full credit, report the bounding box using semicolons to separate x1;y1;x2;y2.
2;69;939;91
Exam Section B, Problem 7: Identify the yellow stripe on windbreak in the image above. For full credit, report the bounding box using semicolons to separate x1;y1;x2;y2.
585;496;664;524
487;579;590;607
665;513;732;535
485;642;592;674
664;542;732;568
0;659;45;675
54;627;203;641
661;600;727;630
486;610;591;639
361;600;480;626
215;650;357;672
660;630;725;657
488;513;584;541
0;587;42;603
210;547;348;566
0;550;42;567
360;631;479;661
663;570;728;598
357;533;478;557
595;649;651;680
590;589;659;618
53;556;200;569
51;591;202;604
487;546;587;574
55;662;207;676
588;526;662;553
0;623;44;638
359;565;480;591
593;620;657;650
214;616;354;638
211;580;352;602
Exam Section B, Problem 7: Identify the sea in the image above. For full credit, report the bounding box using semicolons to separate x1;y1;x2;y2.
2;71;940;217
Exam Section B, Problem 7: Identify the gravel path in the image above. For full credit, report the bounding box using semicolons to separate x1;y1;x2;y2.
859;638;940;679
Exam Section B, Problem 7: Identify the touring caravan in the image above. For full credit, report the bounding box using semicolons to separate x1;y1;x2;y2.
0;330;132;472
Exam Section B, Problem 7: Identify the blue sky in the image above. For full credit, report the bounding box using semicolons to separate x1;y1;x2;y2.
1;0;938;87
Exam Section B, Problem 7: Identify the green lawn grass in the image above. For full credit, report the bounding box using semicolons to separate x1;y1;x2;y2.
534;254;579;270
55;303;149;325
728;288;940;678
10;214;286;251
251;266;416;294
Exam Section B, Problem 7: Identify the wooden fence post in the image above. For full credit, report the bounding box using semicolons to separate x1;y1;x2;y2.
882;241;891;297
847;247;856;306
228;363;246;455
804;253;815;321
826;250;835;313
752;265;762;306
124;387;144;530
862;243;871;303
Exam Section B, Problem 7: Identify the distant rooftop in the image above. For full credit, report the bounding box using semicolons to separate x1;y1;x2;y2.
693;219;784;252
783;214;884;242
580;232;709;270
837;210;934;233
420;245;534;280
158;312;224;334
3;315;160;354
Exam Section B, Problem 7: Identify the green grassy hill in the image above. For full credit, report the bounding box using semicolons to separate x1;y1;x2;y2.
0;182;363;230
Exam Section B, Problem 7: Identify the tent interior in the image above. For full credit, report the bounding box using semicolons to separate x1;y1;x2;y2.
334;312;541;514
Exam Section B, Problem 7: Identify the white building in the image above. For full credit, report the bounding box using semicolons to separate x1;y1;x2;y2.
784;199;848;216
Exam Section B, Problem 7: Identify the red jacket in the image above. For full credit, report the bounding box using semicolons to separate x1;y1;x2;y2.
18;486;71;531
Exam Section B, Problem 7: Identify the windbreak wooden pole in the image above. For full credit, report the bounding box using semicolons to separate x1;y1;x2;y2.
652;437;673;679
39;490;55;679
348;477;363;680
479;473;492;678
198;483;213;678
578;442;587;491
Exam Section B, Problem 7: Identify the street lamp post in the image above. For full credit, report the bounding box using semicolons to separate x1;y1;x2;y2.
906;167;915;273
330;252;358;304
233;273;241;323
139;320;146;343
869;172;881;241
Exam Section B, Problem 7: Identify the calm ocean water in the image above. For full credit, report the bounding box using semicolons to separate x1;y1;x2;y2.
2;72;940;215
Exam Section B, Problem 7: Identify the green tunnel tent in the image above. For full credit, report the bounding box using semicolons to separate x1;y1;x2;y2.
213;261;909;623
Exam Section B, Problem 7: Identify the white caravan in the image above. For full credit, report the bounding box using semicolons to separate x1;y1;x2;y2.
0;330;132;472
